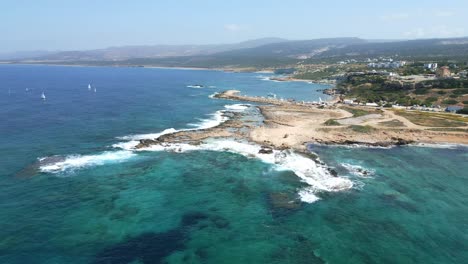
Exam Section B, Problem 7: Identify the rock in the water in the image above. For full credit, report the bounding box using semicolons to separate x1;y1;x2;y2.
269;192;301;210
328;168;338;177
258;146;274;154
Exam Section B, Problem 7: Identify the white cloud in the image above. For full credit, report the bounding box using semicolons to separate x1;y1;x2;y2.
434;11;454;17
224;24;242;32
380;13;410;21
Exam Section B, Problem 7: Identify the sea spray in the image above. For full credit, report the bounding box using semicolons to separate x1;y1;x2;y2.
127;138;354;203
39;150;137;174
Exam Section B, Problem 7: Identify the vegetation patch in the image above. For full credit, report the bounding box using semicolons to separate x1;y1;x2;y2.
323;119;341;126
349;125;376;133
442;99;458;105
378;119;406;127
427;128;468;133
294;67;339;80
393;110;467;127
340;106;381;117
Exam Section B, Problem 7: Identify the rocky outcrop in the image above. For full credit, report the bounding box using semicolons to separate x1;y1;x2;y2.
258;146;273;154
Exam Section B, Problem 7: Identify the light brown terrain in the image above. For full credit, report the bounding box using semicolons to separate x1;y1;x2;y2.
135;90;468;151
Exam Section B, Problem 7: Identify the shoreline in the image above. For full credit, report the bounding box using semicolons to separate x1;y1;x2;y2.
0;62;274;73
133;90;468;153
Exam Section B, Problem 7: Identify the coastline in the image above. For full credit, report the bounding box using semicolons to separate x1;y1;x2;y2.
0;61;274;73
133;90;468;152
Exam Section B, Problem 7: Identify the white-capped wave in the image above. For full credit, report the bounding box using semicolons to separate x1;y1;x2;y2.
132;138;353;203
224;104;249;111
413;142;467;149
39;150;136;174
116;128;179;141
341;163;375;178
187;85;204;89
255;75;271;81
113;104;251;151
188;110;229;130
208;92;219;98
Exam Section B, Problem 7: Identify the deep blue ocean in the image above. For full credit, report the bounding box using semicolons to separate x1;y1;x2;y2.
0;65;467;263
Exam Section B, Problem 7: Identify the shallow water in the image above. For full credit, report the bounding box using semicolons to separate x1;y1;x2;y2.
1;65;467;263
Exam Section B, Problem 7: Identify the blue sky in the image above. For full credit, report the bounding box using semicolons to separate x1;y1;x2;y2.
1;0;467;52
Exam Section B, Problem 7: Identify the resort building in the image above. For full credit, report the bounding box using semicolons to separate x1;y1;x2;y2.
424;63;438;70
436;66;451;78
445;105;463;113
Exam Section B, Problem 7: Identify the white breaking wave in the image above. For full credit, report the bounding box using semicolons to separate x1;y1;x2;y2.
113;104;251;151
39;150;136;174
187;110;229;130
341;163;375;178
208;92;219;98
130;138;354;203
40;102;353;203
116;128;179;141
413;143;467;149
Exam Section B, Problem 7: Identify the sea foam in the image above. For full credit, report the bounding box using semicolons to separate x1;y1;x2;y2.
130;138;353;203
39;150;136;174
114;104;250;150
341;163;375;178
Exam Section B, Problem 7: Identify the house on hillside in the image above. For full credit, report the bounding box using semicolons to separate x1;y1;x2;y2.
445;105;463;113
424;63;438;70
436;66;451;78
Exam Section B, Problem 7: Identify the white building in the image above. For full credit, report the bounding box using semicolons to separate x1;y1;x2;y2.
424;63;438;70
368;61;406;69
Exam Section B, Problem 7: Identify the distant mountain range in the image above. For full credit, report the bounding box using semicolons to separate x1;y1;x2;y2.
3;37;468;67
1;38;288;61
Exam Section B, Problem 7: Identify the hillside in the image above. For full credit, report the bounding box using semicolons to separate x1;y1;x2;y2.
23;38;288;61
5;37;468;68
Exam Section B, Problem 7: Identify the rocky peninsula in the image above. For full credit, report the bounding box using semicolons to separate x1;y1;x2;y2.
135;90;468;152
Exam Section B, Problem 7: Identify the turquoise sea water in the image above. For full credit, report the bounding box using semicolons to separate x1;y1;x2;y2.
1;65;467;263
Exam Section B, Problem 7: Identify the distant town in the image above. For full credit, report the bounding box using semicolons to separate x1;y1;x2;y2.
283;57;468;115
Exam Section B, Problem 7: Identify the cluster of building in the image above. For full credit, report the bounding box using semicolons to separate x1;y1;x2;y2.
367;61;407;69
424;63;438;70
337;59;358;65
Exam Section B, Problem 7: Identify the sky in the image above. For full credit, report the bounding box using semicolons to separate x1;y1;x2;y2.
1;0;467;52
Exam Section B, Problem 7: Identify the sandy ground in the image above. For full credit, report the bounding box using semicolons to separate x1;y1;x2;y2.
249;104;468;149
136;90;468;151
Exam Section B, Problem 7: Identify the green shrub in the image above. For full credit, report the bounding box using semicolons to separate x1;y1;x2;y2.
324;119;341;126
349;125;376;133
443;99;458;105
423;97;438;105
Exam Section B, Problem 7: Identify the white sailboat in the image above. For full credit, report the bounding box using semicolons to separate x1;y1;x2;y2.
319;97;323;103
88;84;92;90
94;87;97;93
41;91;46;100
